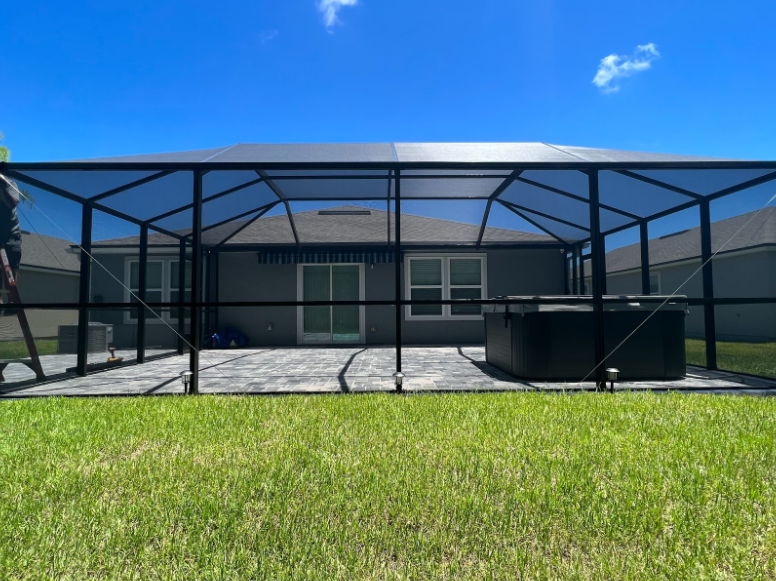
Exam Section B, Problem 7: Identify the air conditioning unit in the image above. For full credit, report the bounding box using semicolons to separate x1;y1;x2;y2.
57;322;114;354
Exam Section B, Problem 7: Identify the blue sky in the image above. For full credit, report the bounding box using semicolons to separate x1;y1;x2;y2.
2;0;776;243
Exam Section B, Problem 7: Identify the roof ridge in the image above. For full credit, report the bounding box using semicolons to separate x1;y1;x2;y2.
200;144;240;162
542;143;588;161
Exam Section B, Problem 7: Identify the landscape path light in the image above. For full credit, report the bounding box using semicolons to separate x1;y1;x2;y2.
180;370;193;394
605;367;620;393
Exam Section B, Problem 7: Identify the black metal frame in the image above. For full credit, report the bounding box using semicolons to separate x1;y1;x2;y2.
3;158;776;390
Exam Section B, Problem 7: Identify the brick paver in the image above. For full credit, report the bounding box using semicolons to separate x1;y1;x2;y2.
1;346;775;398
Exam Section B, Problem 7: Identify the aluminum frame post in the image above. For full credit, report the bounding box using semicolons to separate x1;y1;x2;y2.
394;170;402;389
640;221;651;295
700;200;718;370
136;224;148;363
177;238;186;355
76;204;93;377
572;245;580;295
587;171;606;389
189;170;203;394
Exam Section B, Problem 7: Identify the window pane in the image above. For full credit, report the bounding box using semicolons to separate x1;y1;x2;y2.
451;287;482;315
410;259;442;286
332;265;359;301
146;290;163;304
129;262;139;288
332;306;359;341
171;290;192;303
170;262;192;289
450;258;481;286
304;306;331;336
411;288;442;316
303;266;331;301
147;262;163;289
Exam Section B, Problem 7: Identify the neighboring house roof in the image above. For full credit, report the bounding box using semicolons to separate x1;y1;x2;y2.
94;205;556;247
601;207;776;274
68;142;731;164
19;231;80;273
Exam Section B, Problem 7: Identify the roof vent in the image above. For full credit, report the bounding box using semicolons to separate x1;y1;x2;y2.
318;210;371;216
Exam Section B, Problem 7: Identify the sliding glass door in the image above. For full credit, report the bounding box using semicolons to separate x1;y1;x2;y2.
300;264;363;344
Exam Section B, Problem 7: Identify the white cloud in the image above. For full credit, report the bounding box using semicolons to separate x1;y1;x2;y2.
259;30;279;43
317;0;358;31
593;43;660;93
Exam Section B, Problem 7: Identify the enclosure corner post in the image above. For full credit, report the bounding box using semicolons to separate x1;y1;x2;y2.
640;221;650;295
177;238;186;355
189;170;204;394
571;244;582;295
76;204;93;377
394;169;402;391
587;170;606;389
137;224;148;364
699;200;718;370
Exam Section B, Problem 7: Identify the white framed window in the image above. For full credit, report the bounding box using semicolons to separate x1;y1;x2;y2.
405;254;487;320
124;258;191;323
649;272;661;295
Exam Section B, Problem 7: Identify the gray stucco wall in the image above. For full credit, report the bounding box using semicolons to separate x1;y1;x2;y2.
217;248;566;346
606;249;776;341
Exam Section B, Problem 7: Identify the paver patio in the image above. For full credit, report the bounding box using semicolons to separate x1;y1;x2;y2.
0;346;775;398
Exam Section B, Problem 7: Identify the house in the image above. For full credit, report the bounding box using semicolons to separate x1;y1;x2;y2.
4;231;80;339
602;208;776;342
90;205;566;348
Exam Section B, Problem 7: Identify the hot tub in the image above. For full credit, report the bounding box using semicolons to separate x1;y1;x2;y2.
483;296;688;381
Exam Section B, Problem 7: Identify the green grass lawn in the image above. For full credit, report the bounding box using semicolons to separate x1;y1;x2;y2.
686;338;776;378
1;394;775;579
0;339;58;360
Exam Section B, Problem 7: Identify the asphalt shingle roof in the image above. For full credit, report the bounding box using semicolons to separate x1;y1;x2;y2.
602;207;776;274
19;231;80;273
96;205;555;247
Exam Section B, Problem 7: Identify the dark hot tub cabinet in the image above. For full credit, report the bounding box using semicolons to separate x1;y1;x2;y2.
483;296;687;381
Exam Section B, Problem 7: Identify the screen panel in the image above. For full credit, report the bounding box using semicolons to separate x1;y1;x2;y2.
13;170;160;200
599;170;694;218
631;169;776;196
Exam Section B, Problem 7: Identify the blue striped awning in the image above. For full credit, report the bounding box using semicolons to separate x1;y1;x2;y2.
257;250;396;264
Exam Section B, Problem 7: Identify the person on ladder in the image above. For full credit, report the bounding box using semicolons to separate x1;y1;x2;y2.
0;174;25;383
0;175;22;300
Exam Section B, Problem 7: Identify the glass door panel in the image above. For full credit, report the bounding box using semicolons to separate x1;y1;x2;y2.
332;265;360;342
303;265;331;343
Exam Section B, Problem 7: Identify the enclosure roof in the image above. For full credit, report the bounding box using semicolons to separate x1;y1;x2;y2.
95;205;555;247
600;207;776;274
69;142;730;164
7;144;775;249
